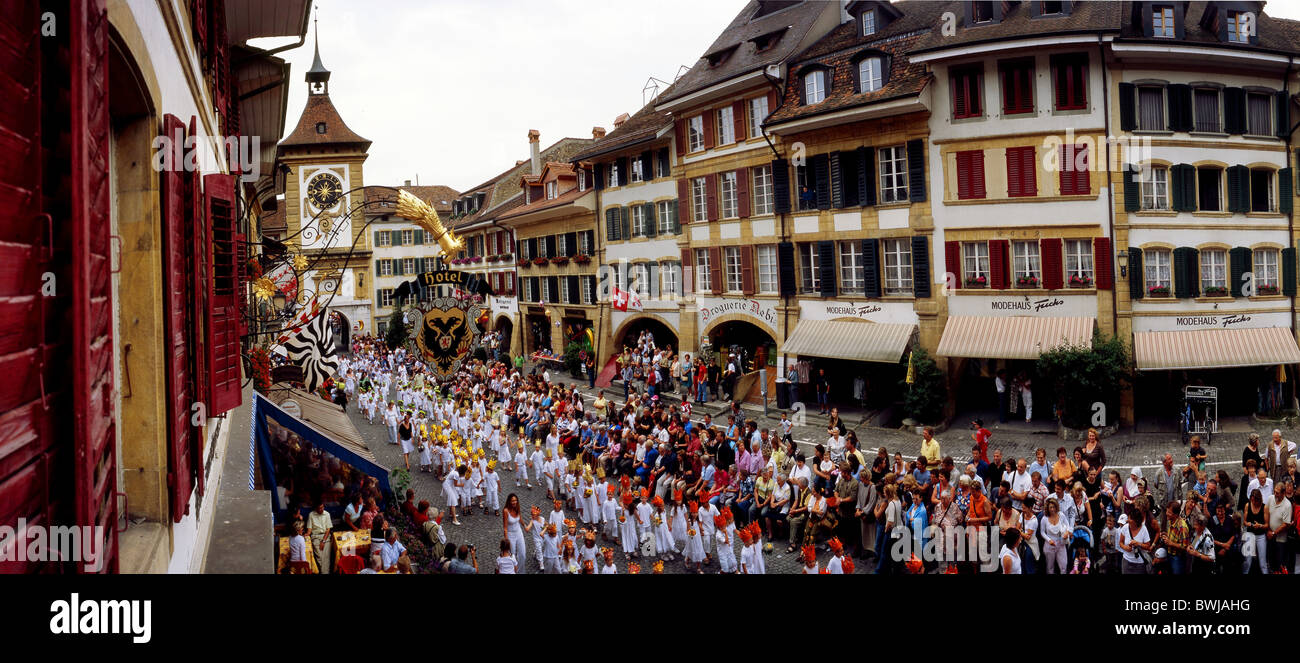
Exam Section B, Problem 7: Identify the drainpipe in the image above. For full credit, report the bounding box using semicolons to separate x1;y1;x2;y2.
762;68;792;378
1099;34;1118;342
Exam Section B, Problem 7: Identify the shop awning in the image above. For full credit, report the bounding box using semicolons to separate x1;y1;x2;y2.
779;320;915;363
936;316;1094;359
1133;327;1300;371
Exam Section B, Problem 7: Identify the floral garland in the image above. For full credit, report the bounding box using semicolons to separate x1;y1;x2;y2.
250;346;272;394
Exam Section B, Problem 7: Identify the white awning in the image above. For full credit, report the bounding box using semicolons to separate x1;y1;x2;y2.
936;316;1094;359
1134;327;1300;371
779;320;914;363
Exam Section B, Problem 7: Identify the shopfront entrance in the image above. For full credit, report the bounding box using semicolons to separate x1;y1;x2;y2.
525;311;550;353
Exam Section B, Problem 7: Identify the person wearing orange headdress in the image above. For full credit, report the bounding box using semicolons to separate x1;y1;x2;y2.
682;507;706;573
601;484;620;542
636;489;654;541
826;537;848;574
801;545;819;574
670;492;689;551
737;526;756;574
651;496;677;560
600;546;618;574
746;522;768;574
528;505;546;571
542;522;561;574
697;498;720;566
620;492;640;558
715;514;737;573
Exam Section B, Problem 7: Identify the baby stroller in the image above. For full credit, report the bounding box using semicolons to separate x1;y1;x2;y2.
1070;525;1094;565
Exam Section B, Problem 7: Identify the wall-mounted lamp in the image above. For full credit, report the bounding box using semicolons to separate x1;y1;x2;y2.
1117;250;1128;279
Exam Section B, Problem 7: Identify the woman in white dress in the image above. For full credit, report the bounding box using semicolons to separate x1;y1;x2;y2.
442;464;463;525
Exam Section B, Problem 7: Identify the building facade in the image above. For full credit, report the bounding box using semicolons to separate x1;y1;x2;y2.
366;184;458;335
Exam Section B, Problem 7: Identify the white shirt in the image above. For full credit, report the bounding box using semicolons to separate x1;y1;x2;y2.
1118;523;1150;564
1009;471;1033;508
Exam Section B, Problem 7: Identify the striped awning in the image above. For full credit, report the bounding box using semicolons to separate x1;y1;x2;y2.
1134;327;1300;371
779;320;915;363
936;316;1094;359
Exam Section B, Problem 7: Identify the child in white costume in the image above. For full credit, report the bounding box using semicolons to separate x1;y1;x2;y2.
601;485;619;541
714;516;737;573
652;499;676;561
619;496;639;558
698;500;720;562
683;510;706;572
442;465;462;525
513;443;528;488
483;462;501;514
670;501;688;549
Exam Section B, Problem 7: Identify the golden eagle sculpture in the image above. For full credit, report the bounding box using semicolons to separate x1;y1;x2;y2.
394;189;464;256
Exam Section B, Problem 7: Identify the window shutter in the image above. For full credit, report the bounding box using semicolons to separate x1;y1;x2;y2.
957;150;985;199
709;247;723;293
392;230;402;246
1168;84;1192;132
1119;82;1137;131
1229;246;1250;297
1041;238;1064;290
671;202;681;235
772;159;791;213
373;230;381;246
1128;248;1144;300
681;248;694;295
1276;90;1290;139
732;100;746;142
989;239;1009;289
778;241;797;296
674;119;687;156
813;153;831;209
418;257;428;274
741;246;755;294
415;228;425;245
702;111;716;150
620;207;631;241
1173;247;1192;299
393;258;403;276
375;259;381;275
1060;145;1088;195
606;208;618;241
862;238;881;297
1007;148;1023;198
615;157;629;186
911;236;932;298
1123;168;1140;211
161;115;198;525
1280;167;1293;215
767;88;778;116
907;139;926;202
203;173;241;418
594;162;605;191
565;231;578;256
569;276;580;304
829;151;844;208
1284;246;1297;297
1094;237;1114;290
840;150;860;207
641;150;653;179
1224;87;1246;135
706;173;719;221
945;240;961;290
857;146;875;206
643;203;656;237
1226;165;1244;213
818;240;837;297
677;178;691;223
737;167;751;218
658;147;670;178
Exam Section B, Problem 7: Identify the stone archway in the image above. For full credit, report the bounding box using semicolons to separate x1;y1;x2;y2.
611;313;679;354
493;315;514;356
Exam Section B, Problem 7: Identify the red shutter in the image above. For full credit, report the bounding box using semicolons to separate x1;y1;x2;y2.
736;167;751;218
741;246;755;294
945;241;961;289
677;178;691;223
957;150;985;200
1061;145;1090;195
957;152;971;199
205;173;242;416
1094;236;1113;289
681;248;694;295
1007;146;1036;197
1021;146;1037;196
953;74;968;118
732;100;746;143
702;111;716;150
163;116;199;523
972;150;986;199
1007;149;1022;198
71;0;120;569
989;239;1010;289
188;117;209;408
705;173;719;221
675;118;687;156
709;247;723;293
1041;238;1064;289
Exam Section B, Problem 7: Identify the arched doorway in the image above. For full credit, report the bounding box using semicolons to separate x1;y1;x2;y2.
493;315;514;357
707;320;776;373
613;316;678;354
330;311;350;355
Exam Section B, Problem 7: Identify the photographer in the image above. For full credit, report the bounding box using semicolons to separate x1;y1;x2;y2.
448;543;478;574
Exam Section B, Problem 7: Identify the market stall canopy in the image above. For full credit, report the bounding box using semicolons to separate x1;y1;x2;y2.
779;320;915;363
1133;327;1300;371
936;316;1094;359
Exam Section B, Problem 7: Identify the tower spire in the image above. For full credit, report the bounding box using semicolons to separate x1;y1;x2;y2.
306;5;331;94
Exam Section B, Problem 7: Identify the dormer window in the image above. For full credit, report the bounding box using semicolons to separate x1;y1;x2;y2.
751;28;787;52
1152;5;1175;37
608;161;620;187
861;9;876;36
1226;11;1250;43
803;69;826;105
972;1;995;23
578;169;587;192
315;122;327;134
1040;0;1063;14
859;57;883;93
706;46;737;67
546;181;558;200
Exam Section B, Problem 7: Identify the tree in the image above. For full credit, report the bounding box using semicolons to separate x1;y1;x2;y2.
1036;331;1130;429
385;307;408;350
901;347;946;424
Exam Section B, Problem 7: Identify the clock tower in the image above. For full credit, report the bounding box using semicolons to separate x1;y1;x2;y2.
276;21;374;343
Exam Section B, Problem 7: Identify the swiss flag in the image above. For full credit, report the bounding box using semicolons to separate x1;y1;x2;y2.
626;289;643;311
612;287;629;312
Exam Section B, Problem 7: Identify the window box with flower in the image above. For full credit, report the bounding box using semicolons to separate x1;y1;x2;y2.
1147;285;1170;297
1068;275;1092;288
532;257;549;266
551;256;569;266
965;275;987;287
1203;285;1229;297
518;259;531;268
1015;276;1039;288
498;253;513;262
573;254;591;264
1257;284;1280;296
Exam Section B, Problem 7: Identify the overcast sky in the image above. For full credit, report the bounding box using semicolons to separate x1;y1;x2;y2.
258;0;744;194
259;0;1300;195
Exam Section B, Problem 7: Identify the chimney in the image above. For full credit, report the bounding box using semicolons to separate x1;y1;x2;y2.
593;126;606;139
613;113;630;128
528;129;541;176
404;179;412;186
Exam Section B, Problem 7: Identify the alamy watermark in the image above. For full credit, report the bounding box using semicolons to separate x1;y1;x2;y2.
152;128;261;182
0;520;107;573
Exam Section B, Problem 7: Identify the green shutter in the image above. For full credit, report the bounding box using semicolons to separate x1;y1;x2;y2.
620;207;630;241
1118;82;1136;131
606;208;619;241
671;200;681;235
1280;167;1293;215
1224;87;1246;135
1230;246;1251;297
1128;248;1144;300
1123;168;1140;211
393;258;403;276
1284;246;1297;297
414;228;424;245
1173;247;1190;299
375;259;381;275
907;138;926;203
644;202;656;237
1227;166;1243;213
373;230;381;246
861;238;880;298
1170;165;1184;212
912;235;931;298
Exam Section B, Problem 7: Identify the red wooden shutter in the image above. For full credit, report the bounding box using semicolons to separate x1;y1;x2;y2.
705;173;719;221
957;152;971;199
702;111;716;150
945;241;962;289
675;118;687;156
732;100;746;143
205;173;242;416
736;167;751;218
681;248;694;295
1007;148;1022;198
767;88;778;115
1061;144;1089;195
188;117;209;407
1094;236;1114;289
1006;146;1036;197
956;150;985;200
971;150;986;199
162;115;198;523
953;75;968;117
709;247;723;293
1041;238;1064;289
741;246;755;294
677;178;691;223
989;239;1010;289
71;0;120;569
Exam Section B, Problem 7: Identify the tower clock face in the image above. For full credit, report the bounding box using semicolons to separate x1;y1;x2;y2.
306;172;343;209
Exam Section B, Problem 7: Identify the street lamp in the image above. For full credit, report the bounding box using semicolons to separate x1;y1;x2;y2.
1117;249;1128;279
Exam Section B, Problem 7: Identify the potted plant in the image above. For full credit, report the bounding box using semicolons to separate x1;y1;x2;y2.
1068;274;1093;288
1258;284;1280;295
1016;275;1039;288
573;254;591;264
471;256;483;264
965;275;987;287
518;259;531;268
532;257;549;266
499;253;513;262
551;255;569;265
1203;285;1228;297
1147;284;1170;297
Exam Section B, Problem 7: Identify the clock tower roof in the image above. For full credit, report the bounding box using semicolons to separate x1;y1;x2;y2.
278;15;370;152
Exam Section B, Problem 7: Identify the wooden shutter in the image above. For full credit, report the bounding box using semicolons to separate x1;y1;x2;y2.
1094;237;1114;290
205;173;242;417
620;207;631;240
658;147;670;178
702;111;716;150
606;208;619;241
813;153;831;209
737;167;751;218
1122;168;1140;211
1173;247;1195;299
829;151;844;208
989;239;1009;289
732;100;746;143
945;241;962;290
1224;87;1246;135
772;159;791;213
862;238;881;297
1229;246;1251;297
1284;246;1297;297
857;146;875;206
186;117;209;408
594;163;605;191
674;119;687;156
907;139;926;202
1006;146;1036;197
1118;82;1136;131
1128;248;1144;300
1227;165;1250;213
1276;90;1290;139
1059;144;1089;195
818;240;837;297
840;150;859;207
912;236;932;298
677;178;691;223
162;115;197;527
709;247;723;293
705;173;719;221
1168;84;1192;132
957;150;985;199
615;157;629;187
643;203;656;237
778;242;797;296
1007;148;1023;198
565;231;577;256
1280;167;1293;215
741;246;755;294
681;249;694;295
640;151;653;180
1041;238;1064;290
